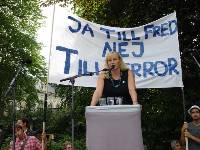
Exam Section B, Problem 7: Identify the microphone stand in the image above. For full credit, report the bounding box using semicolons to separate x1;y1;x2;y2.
4;65;23;150
60;70;105;150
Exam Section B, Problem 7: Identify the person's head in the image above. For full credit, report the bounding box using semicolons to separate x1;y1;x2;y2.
171;140;182;150
188;105;200;121
17;118;29;129
15;124;25;140
64;141;72;150
104;51;128;71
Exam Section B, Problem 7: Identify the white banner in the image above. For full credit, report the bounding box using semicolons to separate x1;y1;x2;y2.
49;10;183;88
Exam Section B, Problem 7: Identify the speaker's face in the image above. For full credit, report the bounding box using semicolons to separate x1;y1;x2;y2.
106;53;121;70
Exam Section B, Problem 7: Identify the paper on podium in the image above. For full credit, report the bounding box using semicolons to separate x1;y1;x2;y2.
85;105;144;150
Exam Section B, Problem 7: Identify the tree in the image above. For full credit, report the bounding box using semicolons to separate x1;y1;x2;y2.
0;0;46;121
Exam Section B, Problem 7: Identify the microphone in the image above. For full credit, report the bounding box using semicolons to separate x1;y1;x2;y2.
101;68;110;71
21;58;32;65
111;64;115;70
101;65;115;72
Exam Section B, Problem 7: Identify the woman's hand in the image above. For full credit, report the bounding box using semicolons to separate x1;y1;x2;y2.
133;101;138;105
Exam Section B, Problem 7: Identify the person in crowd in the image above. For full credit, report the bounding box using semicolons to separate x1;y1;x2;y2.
171;140;183;150
17;117;35;136
0;124;4;150
90;51;137;106
9;124;41;150
64;141;72;150
180;105;200;149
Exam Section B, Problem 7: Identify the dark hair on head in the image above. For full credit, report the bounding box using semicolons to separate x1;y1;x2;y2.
21;118;29;127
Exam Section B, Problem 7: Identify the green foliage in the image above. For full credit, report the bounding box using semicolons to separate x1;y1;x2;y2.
0;0;46;116
1;136;12;150
0;1;46;148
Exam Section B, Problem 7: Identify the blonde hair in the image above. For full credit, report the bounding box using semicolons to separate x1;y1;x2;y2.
104;51;128;70
103;51;129;78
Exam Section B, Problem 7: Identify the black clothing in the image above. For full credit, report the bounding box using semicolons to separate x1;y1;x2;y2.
102;70;132;105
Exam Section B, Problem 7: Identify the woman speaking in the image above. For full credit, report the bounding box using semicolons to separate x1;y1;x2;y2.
90;51;138;106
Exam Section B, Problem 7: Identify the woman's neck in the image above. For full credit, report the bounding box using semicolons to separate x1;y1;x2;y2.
111;69;121;80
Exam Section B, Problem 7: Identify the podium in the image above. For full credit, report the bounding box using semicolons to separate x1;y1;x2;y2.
85;105;144;150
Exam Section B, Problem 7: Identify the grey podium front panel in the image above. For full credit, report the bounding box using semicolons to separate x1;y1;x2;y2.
86;105;144;150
